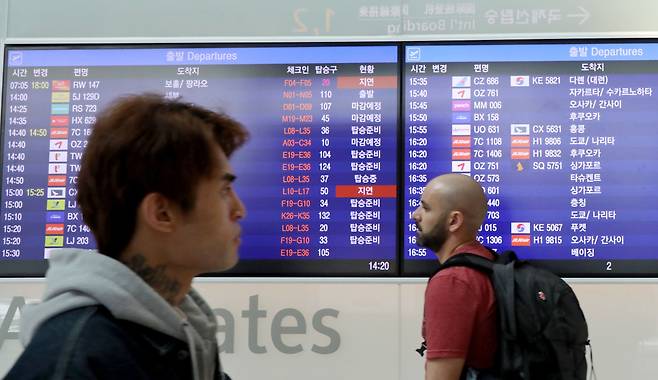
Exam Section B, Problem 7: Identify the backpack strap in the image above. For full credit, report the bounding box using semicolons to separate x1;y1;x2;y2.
491;259;517;340
441;252;494;273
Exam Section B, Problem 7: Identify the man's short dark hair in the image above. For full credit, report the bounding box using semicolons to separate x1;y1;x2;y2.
77;94;248;258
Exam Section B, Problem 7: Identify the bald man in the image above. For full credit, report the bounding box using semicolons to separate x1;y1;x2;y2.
412;174;497;380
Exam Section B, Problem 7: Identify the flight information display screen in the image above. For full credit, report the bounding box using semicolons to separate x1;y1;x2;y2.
1;44;399;276
403;41;658;277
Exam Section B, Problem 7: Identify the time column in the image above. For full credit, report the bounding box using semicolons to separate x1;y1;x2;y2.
2;68;34;258
405;64;430;259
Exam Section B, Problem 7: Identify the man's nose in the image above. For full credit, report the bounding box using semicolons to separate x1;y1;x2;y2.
233;193;246;220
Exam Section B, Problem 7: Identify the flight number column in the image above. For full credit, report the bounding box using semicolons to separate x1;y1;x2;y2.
61;68;100;251
502;72;566;251
468;66;504;247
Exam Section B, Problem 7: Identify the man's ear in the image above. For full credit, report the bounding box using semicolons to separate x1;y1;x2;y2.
447;211;464;232
138;193;176;233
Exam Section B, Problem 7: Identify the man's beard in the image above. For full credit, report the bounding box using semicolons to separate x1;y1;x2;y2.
416;218;448;252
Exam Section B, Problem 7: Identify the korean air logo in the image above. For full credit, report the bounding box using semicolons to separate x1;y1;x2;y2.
510;75;530;87
511;222;531;234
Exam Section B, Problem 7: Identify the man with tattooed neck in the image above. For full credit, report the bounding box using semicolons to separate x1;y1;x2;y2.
7;94;248;380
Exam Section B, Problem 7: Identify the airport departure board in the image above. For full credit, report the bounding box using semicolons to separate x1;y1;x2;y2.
403;41;658;276
1;44;399;276
3;40;658;277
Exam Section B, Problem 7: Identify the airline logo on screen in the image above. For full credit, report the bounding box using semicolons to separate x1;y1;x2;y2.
510;75;530;87
511;149;530;160
511;236;531;246
451;161;470;173
511;222;531;234
451;100;471;112
451;88;471;99
452;124;471;136
452;76;471;87
452;136;471;148
511;222;531;247
510;124;530;135
46;212;65;223
511;136;530;147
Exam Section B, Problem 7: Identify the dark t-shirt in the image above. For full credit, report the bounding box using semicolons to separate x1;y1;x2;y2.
422;242;497;369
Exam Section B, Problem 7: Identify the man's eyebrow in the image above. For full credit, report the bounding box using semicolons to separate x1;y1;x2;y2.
222;173;237;183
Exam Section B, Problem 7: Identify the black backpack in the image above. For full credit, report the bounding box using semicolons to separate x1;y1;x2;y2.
422;249;592;380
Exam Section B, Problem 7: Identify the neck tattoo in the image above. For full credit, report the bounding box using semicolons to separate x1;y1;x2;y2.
125;254;181;305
